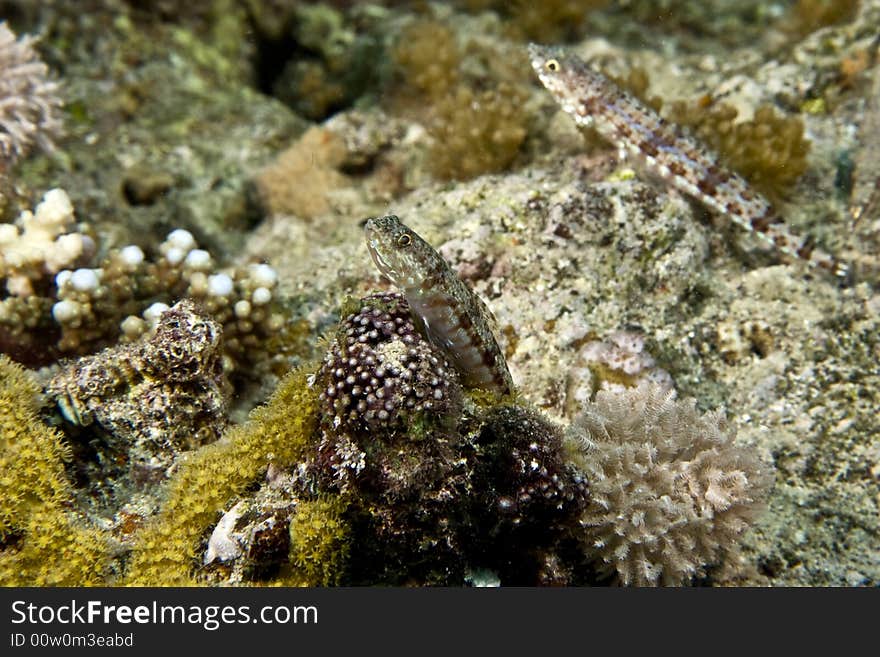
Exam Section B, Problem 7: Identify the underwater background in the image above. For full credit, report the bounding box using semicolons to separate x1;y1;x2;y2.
0;0;878;586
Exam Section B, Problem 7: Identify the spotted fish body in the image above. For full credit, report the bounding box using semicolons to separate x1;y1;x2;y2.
364;215;514;395
528;43;849;280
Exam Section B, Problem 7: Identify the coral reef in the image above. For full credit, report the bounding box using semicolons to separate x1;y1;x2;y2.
308;292;469;584
0;189;88;298
392;20;460;100
0;0;875;589
1;190;284;381
470;404;589;585
567;383;774;586
505;0;610;42
0;355;110;585
315;292;461;439
266;2;385;121
47;299;229;489
427;82;529;181
253;126;350;220
125;363;319;585
565;330;674;415
785;0;861;37
391;18;529;181
458;1;609;42
287;495;350;586
0;21;63;168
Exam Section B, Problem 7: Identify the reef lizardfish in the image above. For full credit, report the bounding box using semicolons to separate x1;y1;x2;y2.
364;214;514;395
528;43;850;280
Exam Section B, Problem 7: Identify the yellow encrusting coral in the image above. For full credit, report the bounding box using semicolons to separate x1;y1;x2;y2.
124;363;320;586
287;496;350;586
0;355;111;585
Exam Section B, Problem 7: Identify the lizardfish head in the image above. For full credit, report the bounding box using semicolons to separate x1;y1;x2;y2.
528;43;602;109
364;215;433;288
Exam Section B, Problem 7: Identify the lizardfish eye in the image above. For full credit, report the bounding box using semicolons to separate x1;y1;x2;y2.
545;59;560;72
397;234;412;247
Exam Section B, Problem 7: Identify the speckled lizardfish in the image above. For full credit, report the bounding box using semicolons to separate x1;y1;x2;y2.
364;214;514;395
528;43;850;280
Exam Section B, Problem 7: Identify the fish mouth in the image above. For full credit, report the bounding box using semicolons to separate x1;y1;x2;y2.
367;239;399;281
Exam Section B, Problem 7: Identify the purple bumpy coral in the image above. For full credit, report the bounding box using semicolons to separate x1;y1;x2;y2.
316;291;460;432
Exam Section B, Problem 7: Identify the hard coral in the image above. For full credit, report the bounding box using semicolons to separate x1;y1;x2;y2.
309;292;468;584
0;188;93;364
254;126;350;219
315;291;461;438
565;330;673;415
471;404;589;584
1;200;283;381
567;383;774;586
0;21;63;167
48;299;230;479
427;81;529;181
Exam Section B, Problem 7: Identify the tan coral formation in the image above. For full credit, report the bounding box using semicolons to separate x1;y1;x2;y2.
254;126;350;220
567;383;774;586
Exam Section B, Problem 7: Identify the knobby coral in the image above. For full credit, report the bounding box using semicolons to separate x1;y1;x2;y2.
567;383;774;586
1;188;284;381
0;21;63;167
47;299;230;481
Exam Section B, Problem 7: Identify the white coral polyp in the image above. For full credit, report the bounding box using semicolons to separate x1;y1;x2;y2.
0;188;85;295
568;383;773;586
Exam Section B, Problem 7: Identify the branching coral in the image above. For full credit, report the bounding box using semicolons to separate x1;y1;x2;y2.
0;21;63;167
0;189;90;297
566;383;774;586
0;355;110;585
1;189;284;381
